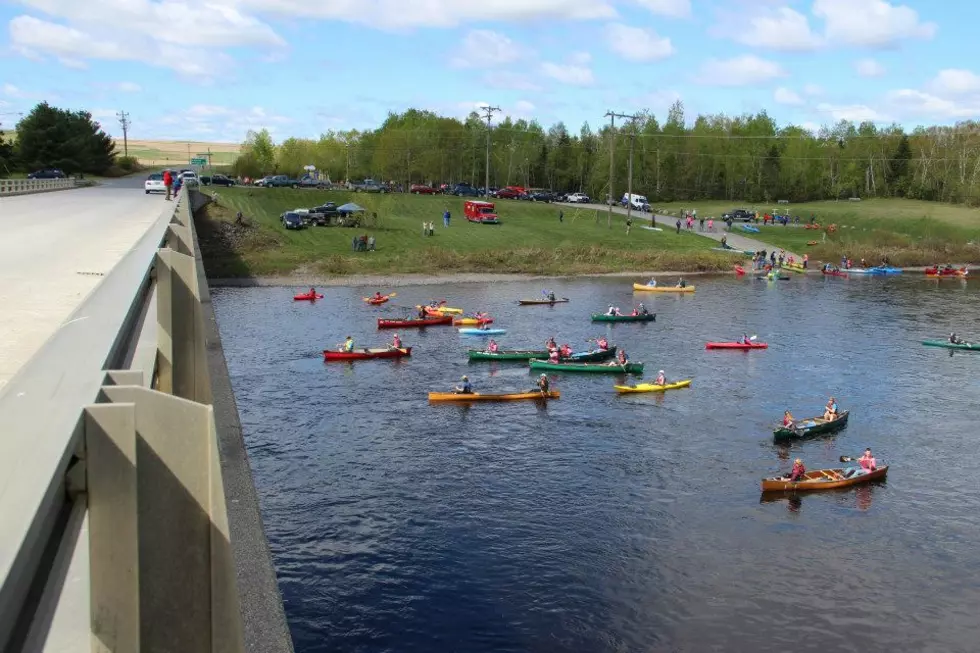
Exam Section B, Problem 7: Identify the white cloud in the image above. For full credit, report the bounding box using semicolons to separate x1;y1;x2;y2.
450;30;527;68
2;83;27;98
803;83;823;96
630;0;690;18
514;100;536;113
158;104;291;140
605;23;675;61
774;87;803;105
855;58;886;77
733;7;823;51
540;53;595;86
885;89;980;119
812;0;936;47
117;82;142;92
219;0;617;29
815;102;886;122
695;55;786;86
929;69;980;96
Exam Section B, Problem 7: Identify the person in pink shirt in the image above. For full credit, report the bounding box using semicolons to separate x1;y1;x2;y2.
859;448;877;471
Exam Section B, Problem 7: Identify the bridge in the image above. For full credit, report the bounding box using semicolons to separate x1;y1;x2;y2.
0;177;294;651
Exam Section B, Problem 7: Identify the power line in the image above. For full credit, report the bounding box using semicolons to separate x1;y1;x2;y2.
605;111;640;227
479;105;501;198
116;111;130;157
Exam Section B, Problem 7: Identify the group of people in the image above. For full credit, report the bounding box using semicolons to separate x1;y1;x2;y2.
788;449;877;483
337;332;403;352
604;303;649;316
782;396;840;431
351;234;375;251
452;373;550;395
644;278;688;288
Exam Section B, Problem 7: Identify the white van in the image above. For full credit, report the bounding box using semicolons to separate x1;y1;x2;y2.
621;193;649;211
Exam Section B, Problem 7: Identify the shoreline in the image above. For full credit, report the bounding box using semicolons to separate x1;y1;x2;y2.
206;265;966;288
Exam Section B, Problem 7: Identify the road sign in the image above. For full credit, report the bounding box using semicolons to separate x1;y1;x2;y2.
190;158;207;165
196;153;211;156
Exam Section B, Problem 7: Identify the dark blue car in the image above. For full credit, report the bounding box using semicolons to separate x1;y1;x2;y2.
280;212;305;230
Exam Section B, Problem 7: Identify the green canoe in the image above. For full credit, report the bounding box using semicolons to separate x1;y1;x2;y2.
772;410;849;442
591;313;656;323
922;339;980;351
468;346;617;362
529;359;644;374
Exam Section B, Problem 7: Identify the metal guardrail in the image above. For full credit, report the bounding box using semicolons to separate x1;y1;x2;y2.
0;178;78;196
0;189;293;651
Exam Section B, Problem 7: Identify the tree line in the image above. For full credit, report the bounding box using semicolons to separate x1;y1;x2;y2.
0;102;121;176
232;102;980;205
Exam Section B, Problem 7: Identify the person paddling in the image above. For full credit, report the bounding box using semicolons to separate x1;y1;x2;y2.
740;333;751;345
417;305;427;319
340;336;354;352
646;278;658;287
374;291;384;301
617;349;629;365
789;458;806;482
486;338;499;353
547;290;557;301
536;374;550;394
859;448;877;472
823;396;839;421
783;410;795;428
309;287;317;298
655;369;667;385
597;336;609;351
454;375;473;394
390;333;402;350
546;336;557;351
548;348;561;363
559;343;572;357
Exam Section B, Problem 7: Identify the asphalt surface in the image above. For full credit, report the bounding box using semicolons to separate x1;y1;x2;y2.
0;177;168;390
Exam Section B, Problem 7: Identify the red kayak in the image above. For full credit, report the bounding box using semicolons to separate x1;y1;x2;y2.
705;342;769;350
294;293;324;301
377;316;453;329
821;269;848;278
324;347;412;361
364;292;397;304
924;266;967;277
734;265;745;275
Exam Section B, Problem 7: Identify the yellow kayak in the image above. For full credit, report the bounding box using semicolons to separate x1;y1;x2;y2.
428;391;560;402
453;316;492;326
632;283;695;293
614;379;692;393
424;305;464;316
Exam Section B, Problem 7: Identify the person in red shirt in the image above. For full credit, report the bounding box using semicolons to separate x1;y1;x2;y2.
790;458;806;482
163;170;173;200
859;448;877;471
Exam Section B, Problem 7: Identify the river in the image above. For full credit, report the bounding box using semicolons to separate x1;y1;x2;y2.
212;274;980;653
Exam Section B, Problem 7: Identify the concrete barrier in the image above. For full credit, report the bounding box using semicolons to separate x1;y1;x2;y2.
0;177;78;196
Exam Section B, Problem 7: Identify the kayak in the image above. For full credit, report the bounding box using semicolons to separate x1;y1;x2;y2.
772;410;850;442
453;316;494;326
845;268;870;274
761;466;887;492
467;347;617;362
756;275;790;281
323;347;412;361
591;313;656;322
781;265;805;274
632;283;695;293
868;266;902;275
734;265;745;275
922;339;980;351
363;292;396;304
518;298;570;305
740;224;760;233
459;327;507;336
529;359;644;374
783;261;805;271
294;293;324;301
705;342;768;350
428;390;560;402
377;316;453;329
925;267;968;277
613;379;692;393
821;269;848;278
424;305;464;315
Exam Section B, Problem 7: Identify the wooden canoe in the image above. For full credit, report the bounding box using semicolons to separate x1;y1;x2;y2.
632;283;695;293
324;347;411;361
761;466;888;492
772;410;849;441
428;390;560;402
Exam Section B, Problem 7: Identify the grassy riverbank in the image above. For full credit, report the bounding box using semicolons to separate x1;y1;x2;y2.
196;188;737;277
660;199;980;265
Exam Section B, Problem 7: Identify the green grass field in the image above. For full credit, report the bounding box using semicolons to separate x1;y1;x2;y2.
197;188;737;277
658;199;980;265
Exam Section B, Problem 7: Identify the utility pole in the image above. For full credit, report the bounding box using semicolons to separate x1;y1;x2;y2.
480;105;501;198
625;120;638;228
116;111;130;157
604;111;640;228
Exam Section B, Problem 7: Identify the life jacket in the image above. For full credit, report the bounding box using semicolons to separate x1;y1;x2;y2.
343;340;353;352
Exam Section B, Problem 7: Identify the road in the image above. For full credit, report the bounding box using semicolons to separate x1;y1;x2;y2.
557;201;801;260
0;176;167;390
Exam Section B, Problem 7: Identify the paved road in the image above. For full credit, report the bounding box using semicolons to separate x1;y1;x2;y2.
0;180;168;390
557;202;801;260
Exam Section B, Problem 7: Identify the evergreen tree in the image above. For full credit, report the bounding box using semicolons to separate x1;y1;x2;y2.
16;102;115;174
887;134;913;197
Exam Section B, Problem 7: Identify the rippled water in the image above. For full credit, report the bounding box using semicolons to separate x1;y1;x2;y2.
213;275;980;653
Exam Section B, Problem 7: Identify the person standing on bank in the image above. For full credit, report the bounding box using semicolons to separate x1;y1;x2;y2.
163;169;173;200
443;209;451;227
559;210;563;223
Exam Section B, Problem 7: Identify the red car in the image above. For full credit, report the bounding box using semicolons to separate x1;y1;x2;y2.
495;188;521;199
410;184;436;194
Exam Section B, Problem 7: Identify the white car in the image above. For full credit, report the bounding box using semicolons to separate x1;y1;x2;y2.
144;173;166;194
179;171;200;188
566;192;590;203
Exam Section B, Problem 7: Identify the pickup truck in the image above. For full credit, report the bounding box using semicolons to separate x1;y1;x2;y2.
256;175;300;188
352;179;387;193
722;208;756;222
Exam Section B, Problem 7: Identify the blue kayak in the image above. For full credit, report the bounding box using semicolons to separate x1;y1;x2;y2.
740;224;760;233
458;327;507;336
867;266;902;275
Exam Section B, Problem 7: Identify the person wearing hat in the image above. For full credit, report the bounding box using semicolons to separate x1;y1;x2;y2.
789;458;806;482
536;373;550;394
454;375;473;394
340;335;354;352
654;369;666;385
389;333;402;351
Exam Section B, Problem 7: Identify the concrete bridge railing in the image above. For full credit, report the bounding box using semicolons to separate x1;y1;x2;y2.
0;189;293;652
0;178;78;196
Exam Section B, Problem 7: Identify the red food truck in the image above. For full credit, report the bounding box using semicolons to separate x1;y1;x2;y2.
464;200;500;224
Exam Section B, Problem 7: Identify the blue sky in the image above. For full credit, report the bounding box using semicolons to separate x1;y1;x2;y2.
2;0;979;144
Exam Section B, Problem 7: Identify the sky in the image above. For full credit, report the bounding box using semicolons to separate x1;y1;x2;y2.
1;0;979;144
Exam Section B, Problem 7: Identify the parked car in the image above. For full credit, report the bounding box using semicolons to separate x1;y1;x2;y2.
27;168;66;179
308;203;340;226
298;176;329;189
410;184;436;195
178;171;200;188
144;172;166;194
352;179;386;193
280;211;305;230
204;174;235;186
722;208;756;222
494;188;522;199
565;192;591;203
451;183;480;197
528;190;556;202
